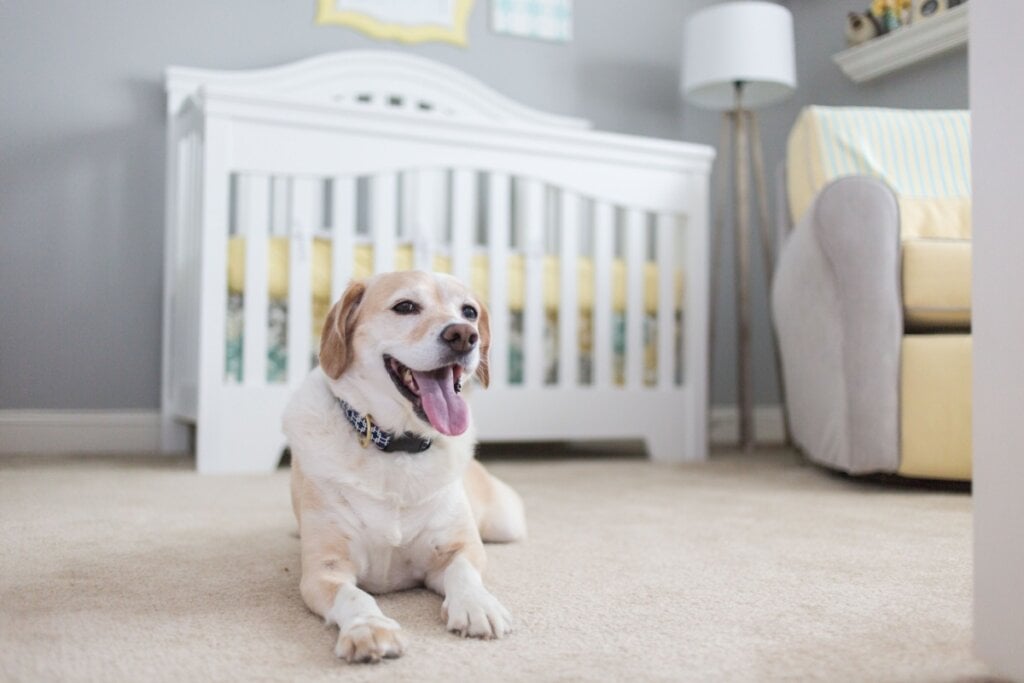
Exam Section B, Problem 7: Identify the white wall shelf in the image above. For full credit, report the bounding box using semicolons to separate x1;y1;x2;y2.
833;4;968;83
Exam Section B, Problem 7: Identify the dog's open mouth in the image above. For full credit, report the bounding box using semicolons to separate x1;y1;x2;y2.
384;355;468;437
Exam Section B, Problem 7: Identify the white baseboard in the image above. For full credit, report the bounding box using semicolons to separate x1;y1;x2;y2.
0;410;163;455
0;405;783;455
709;404;786;446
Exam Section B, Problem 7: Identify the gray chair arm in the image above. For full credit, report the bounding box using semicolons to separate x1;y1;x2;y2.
771;176;902;474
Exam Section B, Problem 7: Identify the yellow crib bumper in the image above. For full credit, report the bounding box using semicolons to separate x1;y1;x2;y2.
226;237;685;315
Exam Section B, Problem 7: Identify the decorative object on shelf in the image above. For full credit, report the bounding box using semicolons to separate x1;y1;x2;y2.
846;11;885;46
833;2;968;82
872;0;902;32
491;0;572;42
912;0;967;23
315;0;476;46
682;0;796;451
847;0;913;46
912;0;942;22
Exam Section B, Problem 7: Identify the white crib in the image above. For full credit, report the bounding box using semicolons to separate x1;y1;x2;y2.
162;51;714;473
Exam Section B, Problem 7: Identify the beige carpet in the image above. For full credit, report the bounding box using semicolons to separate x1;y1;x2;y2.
0;448;993;682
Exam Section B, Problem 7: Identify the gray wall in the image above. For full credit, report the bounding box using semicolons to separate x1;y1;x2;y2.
0;0;967;411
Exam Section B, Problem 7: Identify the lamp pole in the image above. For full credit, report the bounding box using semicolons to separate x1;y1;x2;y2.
684;1;797;453
732;81;754;452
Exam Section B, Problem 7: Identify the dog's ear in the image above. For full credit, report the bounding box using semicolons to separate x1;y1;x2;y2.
319;280;366;380
475;300;491;389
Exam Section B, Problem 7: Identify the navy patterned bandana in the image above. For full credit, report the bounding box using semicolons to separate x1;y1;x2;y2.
337;399;432;454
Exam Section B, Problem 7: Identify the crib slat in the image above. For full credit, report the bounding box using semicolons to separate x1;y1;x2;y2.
558;191;580;388
684;173;711;459
239;176;270;386
174;135;191;385
656;213;677;389
486;173;511;388
179;134;201;389
371;173;397;273
190;135;204;387
593;202;614;388
270;177;290;236
331;177;356;301
399;171;415;242
287;177;318;385
521;179;546;388
625;208;646;389
451;169;475;284
412;170;444;272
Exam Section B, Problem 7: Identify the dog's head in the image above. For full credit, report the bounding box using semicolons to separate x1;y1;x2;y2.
319;270;490;438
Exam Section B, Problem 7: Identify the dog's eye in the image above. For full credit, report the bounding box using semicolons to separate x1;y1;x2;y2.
462;305;478;321
391;300;420;315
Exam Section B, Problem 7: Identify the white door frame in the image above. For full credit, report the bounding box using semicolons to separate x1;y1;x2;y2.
970;3;1024;679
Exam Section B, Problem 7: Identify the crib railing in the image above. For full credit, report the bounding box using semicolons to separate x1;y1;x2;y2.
224;168;687;395
163;51;713;473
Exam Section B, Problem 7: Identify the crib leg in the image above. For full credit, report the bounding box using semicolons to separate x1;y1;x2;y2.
160;413;190;453
645;421;688;462
645;401;706;462
195;413;286;474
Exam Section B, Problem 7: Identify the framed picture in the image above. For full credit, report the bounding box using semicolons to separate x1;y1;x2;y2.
491;0;572;42
316;0;476;47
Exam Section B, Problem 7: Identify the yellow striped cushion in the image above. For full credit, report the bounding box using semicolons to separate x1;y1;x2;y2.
787;106;971;240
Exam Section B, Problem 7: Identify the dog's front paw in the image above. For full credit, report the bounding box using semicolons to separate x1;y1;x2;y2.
335;616;405;663
442;589;512;639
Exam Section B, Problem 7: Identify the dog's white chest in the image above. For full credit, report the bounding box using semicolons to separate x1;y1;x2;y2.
358;543;418;593
350;505;435;593
356;494;405;547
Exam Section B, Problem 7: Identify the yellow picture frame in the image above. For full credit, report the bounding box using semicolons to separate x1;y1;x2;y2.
315;0;476;47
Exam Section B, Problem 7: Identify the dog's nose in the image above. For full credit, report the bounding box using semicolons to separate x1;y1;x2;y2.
441;323;478;354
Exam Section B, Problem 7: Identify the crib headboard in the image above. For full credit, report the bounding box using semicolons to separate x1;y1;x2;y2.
162;51;715;471
166;51;590;130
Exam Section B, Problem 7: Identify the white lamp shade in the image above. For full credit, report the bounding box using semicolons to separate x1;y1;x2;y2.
682;1;796;110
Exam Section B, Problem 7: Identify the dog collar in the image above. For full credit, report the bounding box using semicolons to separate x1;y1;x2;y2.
337;399;432;454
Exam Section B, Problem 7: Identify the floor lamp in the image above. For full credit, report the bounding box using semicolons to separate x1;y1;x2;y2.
682;1;796;451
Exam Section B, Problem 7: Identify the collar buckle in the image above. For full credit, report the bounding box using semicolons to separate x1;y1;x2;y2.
359;414;374;449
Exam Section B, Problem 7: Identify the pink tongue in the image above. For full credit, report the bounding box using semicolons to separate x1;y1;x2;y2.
412;366;469;436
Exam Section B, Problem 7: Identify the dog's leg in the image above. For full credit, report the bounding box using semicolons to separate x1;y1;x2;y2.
463;459;527;543
426;535;512;639
289;458;303;525
299;518;405;663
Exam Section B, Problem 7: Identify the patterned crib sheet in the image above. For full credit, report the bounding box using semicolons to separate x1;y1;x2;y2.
225;296;681;387
224;236;685;386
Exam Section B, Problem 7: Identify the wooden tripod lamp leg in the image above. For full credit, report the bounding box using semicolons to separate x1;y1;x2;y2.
708;111;733;418
748;111;794;447
733;91;754;451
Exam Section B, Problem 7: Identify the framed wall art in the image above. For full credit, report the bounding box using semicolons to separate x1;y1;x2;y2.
491;0;572;42
316;0;476;46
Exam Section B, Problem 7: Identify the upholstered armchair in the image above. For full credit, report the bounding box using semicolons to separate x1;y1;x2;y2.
772;107;971;480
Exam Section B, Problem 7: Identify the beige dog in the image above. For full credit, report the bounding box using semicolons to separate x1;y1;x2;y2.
283;270;526;663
